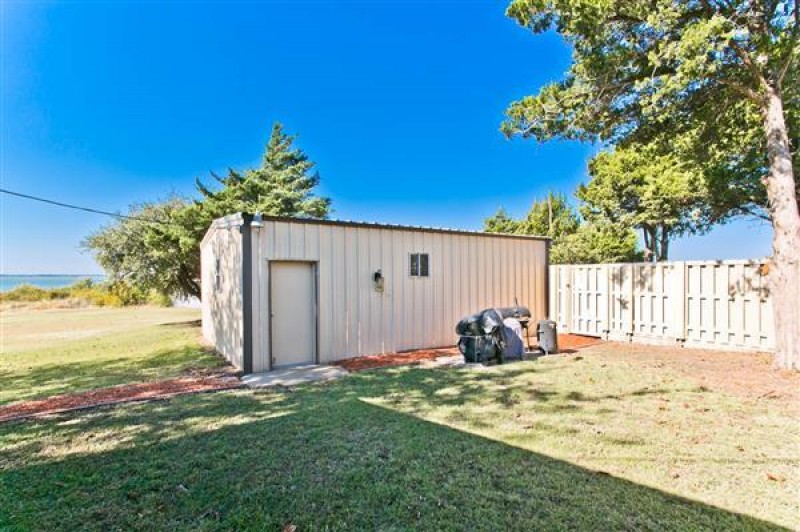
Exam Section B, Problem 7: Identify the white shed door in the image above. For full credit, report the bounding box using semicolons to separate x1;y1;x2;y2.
271;262;316;367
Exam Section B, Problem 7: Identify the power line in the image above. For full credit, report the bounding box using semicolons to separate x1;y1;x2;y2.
0;188;169;224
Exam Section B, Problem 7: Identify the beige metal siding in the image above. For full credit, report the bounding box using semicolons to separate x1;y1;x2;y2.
251;220;547;371
200;216;245;367
549;260;774;352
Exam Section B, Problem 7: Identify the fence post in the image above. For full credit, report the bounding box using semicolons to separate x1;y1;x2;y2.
672;262;687;345
627;264;635;342
565;266;573;334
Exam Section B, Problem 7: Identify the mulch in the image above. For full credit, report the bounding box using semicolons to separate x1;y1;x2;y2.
334;348;460;372
334;334;602;372
557;333;603;352
0;376;243;423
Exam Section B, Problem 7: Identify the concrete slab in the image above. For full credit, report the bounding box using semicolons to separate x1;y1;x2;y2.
242;364;348;388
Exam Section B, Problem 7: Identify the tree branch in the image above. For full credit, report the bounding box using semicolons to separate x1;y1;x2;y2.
777;0;799;84
719;78;765;103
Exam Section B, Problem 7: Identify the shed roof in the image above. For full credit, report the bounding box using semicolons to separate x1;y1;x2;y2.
205;213;550;243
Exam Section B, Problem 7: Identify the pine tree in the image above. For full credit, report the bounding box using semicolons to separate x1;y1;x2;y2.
197;122;331;218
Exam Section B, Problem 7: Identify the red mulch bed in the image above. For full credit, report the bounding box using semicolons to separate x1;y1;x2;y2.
334;334;603;372
334;348;460;371
558;333;602;352
0;376;243;423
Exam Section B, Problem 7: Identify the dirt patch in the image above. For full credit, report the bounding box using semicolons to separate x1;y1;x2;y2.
0;375;243;423
334;334;602;371
584;342;800;403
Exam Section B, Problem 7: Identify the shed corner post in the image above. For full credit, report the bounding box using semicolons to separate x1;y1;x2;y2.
545;239;552;322
241;213;254;374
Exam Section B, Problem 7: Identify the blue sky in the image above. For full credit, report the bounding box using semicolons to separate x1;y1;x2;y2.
1;1;771;274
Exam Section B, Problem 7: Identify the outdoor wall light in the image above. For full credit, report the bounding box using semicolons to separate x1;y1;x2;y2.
252;211;264;228
373;269;385;292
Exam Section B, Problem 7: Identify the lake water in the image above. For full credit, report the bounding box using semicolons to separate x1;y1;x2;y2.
0;275;105;292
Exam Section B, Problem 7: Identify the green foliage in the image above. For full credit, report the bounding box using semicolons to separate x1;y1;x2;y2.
579;145;707;261
556;221;643;264
85;198;200;299
484;207;522;234
196;123;331;219
502;0;799;222
0;279;158;308
85;123;331;299
485;192;637;263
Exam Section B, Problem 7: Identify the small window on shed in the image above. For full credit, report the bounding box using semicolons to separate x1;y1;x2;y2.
214;258;222;292
409;253;429;277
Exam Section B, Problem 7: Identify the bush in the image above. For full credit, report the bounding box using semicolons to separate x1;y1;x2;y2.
146;291;173;307
0;285;67;302
0;280;172;308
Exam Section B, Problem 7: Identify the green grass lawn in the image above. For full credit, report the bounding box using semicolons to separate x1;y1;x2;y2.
1;349;797;530
0;307;225;405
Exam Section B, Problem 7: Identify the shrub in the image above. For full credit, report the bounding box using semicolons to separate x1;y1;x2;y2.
0;280;172;308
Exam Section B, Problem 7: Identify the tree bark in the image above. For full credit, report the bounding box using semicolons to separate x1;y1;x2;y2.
763;84;800;370
659;227;669;261
642;225;658;262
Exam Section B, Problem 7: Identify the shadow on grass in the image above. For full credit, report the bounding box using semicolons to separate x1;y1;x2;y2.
158;319;203;328
0;368;785;531
0;345;226;405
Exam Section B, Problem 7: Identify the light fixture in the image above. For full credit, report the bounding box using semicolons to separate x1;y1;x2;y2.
373;269;385;292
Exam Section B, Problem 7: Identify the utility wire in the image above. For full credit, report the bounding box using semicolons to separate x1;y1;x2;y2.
0;188;169;225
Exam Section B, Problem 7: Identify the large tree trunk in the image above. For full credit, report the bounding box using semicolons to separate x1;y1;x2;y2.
659;228;669;262
763;84;800;370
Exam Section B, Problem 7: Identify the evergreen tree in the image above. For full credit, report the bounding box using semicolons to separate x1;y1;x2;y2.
484;192;638;263
484;207;521;234
86;123;330;299
196;122;331;218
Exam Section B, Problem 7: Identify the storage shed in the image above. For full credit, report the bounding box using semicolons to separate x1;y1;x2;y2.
201;213;549;374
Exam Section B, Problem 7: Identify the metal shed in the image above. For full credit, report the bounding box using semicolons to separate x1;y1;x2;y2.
201;213;549;374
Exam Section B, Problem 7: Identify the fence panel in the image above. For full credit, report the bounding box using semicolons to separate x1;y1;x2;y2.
570;264;608;336
549;260;773;352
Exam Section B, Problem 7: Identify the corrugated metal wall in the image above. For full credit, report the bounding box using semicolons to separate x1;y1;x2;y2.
200;215;245;368
550;260;774;352
250;220;548;371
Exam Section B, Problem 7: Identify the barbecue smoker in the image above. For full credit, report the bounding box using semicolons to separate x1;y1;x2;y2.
455;305;532;364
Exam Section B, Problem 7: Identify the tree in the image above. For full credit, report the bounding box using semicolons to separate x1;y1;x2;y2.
86;123;331;299
557;221;643;264
484;192;638;263
84;198;202;298
579;145;708;261
196;123;331;219
502;0;799;369
484;207;521;234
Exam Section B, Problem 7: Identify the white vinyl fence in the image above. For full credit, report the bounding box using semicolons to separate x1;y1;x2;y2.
550;260;774;352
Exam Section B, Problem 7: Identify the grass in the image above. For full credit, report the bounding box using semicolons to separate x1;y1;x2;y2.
0;306;224;405
1;350;797;530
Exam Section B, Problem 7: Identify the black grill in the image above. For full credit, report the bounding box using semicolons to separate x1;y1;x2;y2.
455;305;532;364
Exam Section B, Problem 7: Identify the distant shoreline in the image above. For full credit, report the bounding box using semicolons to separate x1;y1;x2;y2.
1;274;105;292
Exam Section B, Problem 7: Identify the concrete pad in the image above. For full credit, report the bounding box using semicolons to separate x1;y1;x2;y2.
242;364;348;388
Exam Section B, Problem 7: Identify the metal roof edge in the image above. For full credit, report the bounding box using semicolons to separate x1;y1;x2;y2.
219;213;551;242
